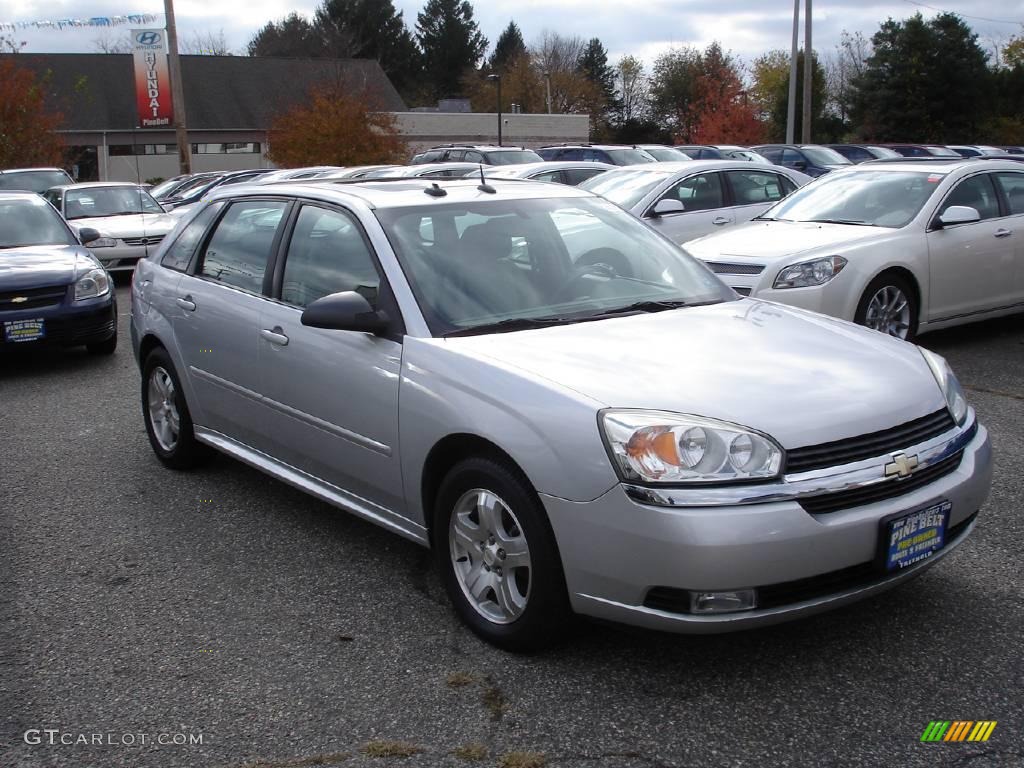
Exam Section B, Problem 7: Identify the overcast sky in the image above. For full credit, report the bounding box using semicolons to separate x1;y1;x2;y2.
2;0;1022;65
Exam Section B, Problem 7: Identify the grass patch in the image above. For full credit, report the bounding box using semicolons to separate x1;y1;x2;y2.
498;752;546;768
360;741;423;758
236;752;351;767
481;684;508;720
451;743;488;761
445;671;477;688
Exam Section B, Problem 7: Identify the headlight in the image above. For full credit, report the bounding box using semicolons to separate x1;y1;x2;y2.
920;349;969;426
601;410;784;484
74;268;111;301
774;255;847;289
88;237;117;248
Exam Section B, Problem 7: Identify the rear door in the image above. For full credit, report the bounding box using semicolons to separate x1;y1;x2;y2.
992;171;1024;306
257;202;405;514
926;172;1012;320
723;169;794;226
643;171;730;244
170;197;289;449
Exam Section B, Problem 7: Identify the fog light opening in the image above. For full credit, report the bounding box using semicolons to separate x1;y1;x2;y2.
689;589;757;614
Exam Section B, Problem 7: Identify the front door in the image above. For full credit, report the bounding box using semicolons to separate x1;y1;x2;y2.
257;203;405;515
644;171;730;244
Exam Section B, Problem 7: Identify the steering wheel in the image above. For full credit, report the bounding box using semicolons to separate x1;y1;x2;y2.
552;248;632;303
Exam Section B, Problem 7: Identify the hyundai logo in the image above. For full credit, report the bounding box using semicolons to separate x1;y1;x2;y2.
135;31;161;45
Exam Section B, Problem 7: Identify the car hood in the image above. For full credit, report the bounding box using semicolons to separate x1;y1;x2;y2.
684;219;888;263
442;299;946;450
0;245;102;289
68;213;177;237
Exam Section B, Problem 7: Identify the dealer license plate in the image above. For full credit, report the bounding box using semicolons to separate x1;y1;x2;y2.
3;318;45;343
883;500;951;572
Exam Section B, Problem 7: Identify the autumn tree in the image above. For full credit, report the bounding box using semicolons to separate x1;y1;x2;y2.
750;49;827;142
416;0;487;100
689;48;763;144
267;78;408;167
0;58;64;168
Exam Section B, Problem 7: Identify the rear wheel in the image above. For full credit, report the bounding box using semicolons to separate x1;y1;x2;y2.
855;273;919;341
142;347;209;469
434;457;571;652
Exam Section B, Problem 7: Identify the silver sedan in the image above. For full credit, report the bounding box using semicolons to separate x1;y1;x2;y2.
580;160;811;245
130;178;991;650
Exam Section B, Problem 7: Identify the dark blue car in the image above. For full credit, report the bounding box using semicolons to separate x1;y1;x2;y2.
0;191;117;355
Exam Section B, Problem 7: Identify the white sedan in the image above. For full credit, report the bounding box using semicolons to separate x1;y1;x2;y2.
579;161;811;245
683;158;1024;340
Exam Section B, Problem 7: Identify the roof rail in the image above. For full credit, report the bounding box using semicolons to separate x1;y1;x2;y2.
859;156;965;164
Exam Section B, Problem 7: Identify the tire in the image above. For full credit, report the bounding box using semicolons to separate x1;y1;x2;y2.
854;273;919;341
86;332;117;356
141;347;210;470
434;457;572;652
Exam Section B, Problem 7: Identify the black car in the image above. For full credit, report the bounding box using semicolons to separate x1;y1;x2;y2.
537;144;656;165
825;144;902;163
672;145;724;160
0;191;117;354
884;144;962;158
410;145;543;165
0;167;75;193
752;144;853;177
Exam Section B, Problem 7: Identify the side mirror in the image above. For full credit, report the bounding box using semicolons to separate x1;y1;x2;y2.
300;291;389;334
650;199;686;217
78;227;101;245
937;205;980;227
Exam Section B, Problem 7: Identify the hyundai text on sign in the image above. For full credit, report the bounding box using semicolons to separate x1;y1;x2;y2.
131;29;173;128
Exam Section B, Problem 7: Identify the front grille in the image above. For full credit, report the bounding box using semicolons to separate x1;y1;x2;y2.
642;512;977;614
732;287;752;296
787;409;955;474
704;261;765;275
121;235;164;247
0;285;67;311
798;452;963;515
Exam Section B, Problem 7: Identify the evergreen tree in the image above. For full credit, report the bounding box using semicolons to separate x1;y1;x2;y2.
488;21;527;73
247;13;321;57
577;38;616;104
416;0;488;100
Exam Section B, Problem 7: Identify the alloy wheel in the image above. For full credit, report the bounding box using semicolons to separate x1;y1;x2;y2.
863;285;911;339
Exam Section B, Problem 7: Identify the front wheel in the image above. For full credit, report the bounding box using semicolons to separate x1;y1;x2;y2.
434;457;571;652
854;274;919;341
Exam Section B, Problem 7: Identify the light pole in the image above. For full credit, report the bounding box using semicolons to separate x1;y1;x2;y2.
786;0;799;144
487;73;502;146
802;0;813;143
543;70;552;114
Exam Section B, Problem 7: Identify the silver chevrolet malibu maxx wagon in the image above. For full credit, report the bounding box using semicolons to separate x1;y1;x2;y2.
130;177;992;650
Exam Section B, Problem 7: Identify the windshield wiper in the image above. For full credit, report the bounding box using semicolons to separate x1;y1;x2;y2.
587;299;693;318
751;215;777;221
443;316;580;337
805;218;872;226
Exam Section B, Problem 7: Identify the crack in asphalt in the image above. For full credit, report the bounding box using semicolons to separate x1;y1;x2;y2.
964;385;1024;402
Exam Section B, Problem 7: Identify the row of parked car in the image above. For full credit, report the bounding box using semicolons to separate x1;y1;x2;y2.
0;146;1003;650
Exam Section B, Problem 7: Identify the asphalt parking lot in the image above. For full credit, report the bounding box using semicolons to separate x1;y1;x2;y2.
2;284;1022;768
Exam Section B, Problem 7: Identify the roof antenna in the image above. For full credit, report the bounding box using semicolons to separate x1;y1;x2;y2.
476;163;496;194
424;182;447;198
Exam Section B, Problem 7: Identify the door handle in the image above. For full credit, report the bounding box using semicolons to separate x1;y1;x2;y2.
175;296;196;311
260;327;289;346
994;228;1012;238
712;217;730;225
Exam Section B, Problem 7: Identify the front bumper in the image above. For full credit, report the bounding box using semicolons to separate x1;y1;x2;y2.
0;291;116;348
542;421;991;633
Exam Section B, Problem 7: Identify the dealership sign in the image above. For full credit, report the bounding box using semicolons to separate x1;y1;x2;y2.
131;29;173;128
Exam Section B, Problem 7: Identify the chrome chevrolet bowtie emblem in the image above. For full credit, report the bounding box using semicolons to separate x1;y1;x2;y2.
11;296;28;303
885;453;920;478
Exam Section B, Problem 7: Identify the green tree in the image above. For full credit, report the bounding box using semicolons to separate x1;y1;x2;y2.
314;0;421;97
648;45;702;140
247;13;322;57
416;0;488;100
488;21;526;73
749;49;828;142
577;38;616;138
851;13;992;142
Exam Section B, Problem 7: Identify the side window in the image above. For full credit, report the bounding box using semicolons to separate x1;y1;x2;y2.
779;174;798;195
564;167;605;185
726;170;788;206
661;172;725;212
582;149;606;163
281;205;381;309
531;170;562;183
994;172;1024;215
43;190;61;209
559;148;583;161
759;148;781;163
780;149;803;166
939;175;1000;221
198;199;287;292
464;151;484;163
161;202;223;272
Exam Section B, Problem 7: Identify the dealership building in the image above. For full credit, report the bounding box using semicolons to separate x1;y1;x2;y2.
7;53;588;182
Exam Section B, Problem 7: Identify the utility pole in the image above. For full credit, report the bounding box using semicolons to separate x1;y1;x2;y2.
163;0;192;174
786;0;799;144
487;74;502;146
801;0;813;144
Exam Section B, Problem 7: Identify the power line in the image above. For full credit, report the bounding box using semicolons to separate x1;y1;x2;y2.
901;0;1023;26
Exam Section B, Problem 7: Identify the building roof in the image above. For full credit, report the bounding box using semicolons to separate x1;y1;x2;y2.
5;54;406;132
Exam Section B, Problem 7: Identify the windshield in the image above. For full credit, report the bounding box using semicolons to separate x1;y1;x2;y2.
578;169;668;210
801;146;851;166
0;196;76;248
643;147;689;161
64;186;164;220
761;170;942;228
376;196;733;336
606;148;656;165
149;177;186;198
0;170;72;193
926;146;961;157
866;146;901;159
487;150;544;165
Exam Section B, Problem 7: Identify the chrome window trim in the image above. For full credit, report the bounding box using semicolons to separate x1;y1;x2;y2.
623;411;975;507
